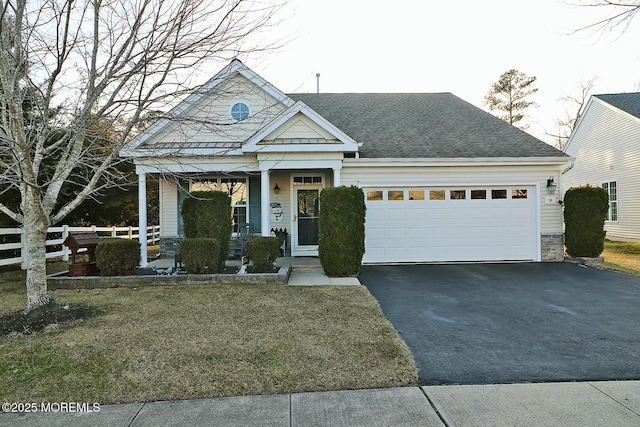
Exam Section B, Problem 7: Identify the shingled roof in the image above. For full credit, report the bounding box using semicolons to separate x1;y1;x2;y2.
595;92;640;119
288;93;567;159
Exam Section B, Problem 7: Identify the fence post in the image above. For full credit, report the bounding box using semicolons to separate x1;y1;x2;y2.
128;226;133;240
112;225;116;238
20;227;28;270
62;225;70;261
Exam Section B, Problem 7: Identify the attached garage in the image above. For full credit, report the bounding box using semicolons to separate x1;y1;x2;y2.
363;186;538;263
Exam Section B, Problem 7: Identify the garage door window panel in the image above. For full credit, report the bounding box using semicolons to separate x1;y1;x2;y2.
367;191;383;201
450;190;466;200
512;189;528;199
491;189;507;199
388;191;404;201
430;190;445;200
471;190;487;200
409;190;425;200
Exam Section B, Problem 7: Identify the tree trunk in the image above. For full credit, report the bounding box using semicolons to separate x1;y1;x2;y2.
23;212;53;312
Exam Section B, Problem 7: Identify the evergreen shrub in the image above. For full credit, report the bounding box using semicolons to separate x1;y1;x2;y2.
564;185;609;257
245;237;281;272
180;238;220;274
95;238;141;276
318;186;366;277
181;190;232;268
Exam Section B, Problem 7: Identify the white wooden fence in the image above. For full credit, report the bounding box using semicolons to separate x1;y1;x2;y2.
0;225;160;268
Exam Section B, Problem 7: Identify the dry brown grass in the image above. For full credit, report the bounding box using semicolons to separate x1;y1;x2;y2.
599;240;640;275
0;279;418;404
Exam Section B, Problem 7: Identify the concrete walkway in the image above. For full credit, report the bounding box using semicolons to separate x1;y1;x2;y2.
3;381;639;426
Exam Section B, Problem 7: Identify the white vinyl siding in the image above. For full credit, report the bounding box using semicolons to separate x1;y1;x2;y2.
263;113;337;142
564;98;640;240
141;74;285;148
159;179;178;236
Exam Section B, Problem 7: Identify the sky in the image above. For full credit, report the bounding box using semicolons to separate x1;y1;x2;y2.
244;0;640;146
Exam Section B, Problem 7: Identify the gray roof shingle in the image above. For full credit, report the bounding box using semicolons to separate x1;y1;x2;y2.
595;92;640;119
288;93;567;159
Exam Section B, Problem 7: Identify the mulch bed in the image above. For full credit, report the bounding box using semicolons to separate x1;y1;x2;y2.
0;303;102;339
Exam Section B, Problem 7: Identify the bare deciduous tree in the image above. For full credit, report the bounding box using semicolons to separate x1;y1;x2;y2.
571;1;640;34
547;77;598;150
0;0;285;312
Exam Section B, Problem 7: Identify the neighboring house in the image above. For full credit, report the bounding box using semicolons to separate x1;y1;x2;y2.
121;59;570;266
563;93;640;242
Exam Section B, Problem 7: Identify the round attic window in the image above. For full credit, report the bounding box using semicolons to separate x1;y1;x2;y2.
231;102;249;121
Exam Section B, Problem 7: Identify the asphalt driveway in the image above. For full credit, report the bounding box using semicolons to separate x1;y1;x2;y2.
359;263;640;385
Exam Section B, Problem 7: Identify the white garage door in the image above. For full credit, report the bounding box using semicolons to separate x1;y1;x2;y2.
363;187;537;263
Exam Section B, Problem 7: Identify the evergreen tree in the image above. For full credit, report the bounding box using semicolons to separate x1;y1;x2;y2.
485;69;538;130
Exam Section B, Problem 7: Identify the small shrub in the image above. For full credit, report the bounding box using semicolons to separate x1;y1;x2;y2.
181;191;232;268
318;186;366;277
564;185;609;257
180;238;220;274
245;237;281;272
95;238;141;276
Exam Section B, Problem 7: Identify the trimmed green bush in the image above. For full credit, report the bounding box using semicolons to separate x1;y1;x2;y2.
95;238;141;276
245;237;281;272
181;190;232;268
564;185;609;257
318;186;366;277
180;238;220;274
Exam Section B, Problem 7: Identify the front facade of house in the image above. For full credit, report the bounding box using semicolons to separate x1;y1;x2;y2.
563;93;640;242
122;60;570;266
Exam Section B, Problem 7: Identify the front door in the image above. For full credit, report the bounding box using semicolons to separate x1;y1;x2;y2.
292;175;323;256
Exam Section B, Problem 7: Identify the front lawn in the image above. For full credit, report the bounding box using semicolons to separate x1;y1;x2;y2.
600;240;640;275
0;274;418;403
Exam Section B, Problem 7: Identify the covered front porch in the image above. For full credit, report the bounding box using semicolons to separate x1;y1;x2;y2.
136;158;344;267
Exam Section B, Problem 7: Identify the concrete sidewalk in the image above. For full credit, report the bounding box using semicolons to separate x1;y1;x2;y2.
2;381;639;426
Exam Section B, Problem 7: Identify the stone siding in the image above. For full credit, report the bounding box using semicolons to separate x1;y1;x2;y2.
159;236;182;257
541;233;564;262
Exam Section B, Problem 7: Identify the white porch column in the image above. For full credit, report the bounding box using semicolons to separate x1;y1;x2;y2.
333;168;341;187
261;169;271;236
138;172;148;267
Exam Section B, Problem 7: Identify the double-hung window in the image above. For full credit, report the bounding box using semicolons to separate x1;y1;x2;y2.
190;177;248;232
602;181;618;222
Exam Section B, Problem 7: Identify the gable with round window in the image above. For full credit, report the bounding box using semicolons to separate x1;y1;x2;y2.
231;102;249;121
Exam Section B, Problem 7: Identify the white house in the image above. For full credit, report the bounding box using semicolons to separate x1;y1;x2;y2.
121;59;570;266
563;92;640;242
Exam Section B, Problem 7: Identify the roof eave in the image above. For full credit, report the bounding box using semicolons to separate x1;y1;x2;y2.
344;156;573;167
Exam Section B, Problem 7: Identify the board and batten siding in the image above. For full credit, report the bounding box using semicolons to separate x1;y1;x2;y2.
340;163;565;235
564;98;640;241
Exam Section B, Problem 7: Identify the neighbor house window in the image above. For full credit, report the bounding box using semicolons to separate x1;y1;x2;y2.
602;181;618;221
231;102;249;121
190;177;248;232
